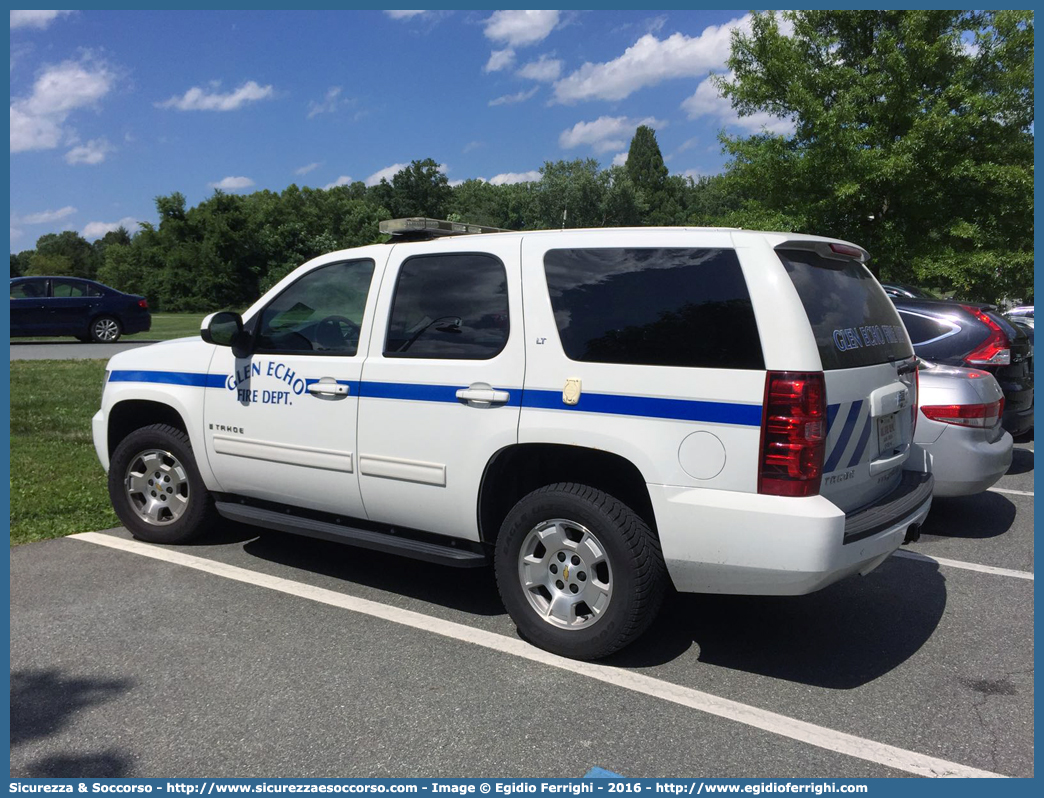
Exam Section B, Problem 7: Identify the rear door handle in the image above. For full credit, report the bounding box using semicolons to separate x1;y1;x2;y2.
307;379;349;397
456;383;510;407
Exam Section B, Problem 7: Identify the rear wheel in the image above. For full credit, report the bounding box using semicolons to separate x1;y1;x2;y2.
108;424;215;544
494;483;666;660
90;315;122;343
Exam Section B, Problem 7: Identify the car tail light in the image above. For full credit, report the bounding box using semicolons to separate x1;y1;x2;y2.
921;398;1004;428
961;306;1010;366
138;299;149;309
758;371;826;497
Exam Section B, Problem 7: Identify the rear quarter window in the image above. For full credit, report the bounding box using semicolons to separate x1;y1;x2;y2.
777;248;913;370
543;247;764;369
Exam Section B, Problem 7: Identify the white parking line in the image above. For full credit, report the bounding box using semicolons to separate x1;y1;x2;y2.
71;531;1003;779
893;549;1033;580
988;487;1034;497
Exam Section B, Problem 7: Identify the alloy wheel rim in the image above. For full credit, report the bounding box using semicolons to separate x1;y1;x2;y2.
124;449;190;525
94;319;119;341
517;518;613;630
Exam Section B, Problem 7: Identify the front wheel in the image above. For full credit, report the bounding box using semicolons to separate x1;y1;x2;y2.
90;315;122;343
108;424;215;544
494;483;666;660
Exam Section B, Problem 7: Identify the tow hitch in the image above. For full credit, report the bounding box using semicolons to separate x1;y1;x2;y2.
903;524;921;545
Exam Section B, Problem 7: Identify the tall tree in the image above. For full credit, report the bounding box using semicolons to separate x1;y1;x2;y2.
389;158;452;219
717;10;1033;300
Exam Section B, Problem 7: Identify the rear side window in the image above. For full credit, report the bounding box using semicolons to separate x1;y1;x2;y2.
777;248;912;370
384;253;509;360
543;248;764;369
52;280;87;298
898;310;957;345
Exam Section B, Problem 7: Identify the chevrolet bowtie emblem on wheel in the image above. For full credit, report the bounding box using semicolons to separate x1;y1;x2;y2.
563;566;570;581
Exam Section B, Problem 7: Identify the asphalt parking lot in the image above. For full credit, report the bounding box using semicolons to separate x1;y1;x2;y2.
10;439;1033;779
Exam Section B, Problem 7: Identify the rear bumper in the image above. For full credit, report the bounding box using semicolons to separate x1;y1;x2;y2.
122;312;152;335
916;429;1013;497
650;472;933;596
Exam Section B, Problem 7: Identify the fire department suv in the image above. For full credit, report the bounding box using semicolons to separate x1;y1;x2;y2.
94;219;933;660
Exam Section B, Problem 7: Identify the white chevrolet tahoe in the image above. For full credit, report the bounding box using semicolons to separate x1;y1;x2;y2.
94;219;933;660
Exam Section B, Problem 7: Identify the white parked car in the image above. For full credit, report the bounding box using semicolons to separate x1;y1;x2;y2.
913;360;1013;496
93;219;933;659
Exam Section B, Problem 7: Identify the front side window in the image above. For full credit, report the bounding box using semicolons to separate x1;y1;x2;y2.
384;253;509;360
10;279;47;299
255;259;375;355
52;280;88;298
544;248;764;369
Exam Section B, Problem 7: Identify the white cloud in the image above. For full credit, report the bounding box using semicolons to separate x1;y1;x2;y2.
385;11;425;20
484;10;560;48
64;137;114;165
365;163;408;186
17;205;77;225
157;80;274;112
681;74;794;135
463;140;484;154
11;227;21;241
553;15;753;104
82;217;141;240
448;179;465;187
295;162;321;176
681;169;707;180
10;10;72;30
489;170;541;185
517;55;562;83
559;115;666;154
307;86;346;118
484;48;515;73
208;176;255;190
10;56;114;153
612;152;628;167
489;87;538;107
323;175;354;190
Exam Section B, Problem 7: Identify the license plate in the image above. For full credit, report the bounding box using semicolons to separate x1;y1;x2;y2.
878;412;899;454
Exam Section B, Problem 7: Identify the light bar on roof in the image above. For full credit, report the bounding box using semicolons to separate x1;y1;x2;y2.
379;217;513;238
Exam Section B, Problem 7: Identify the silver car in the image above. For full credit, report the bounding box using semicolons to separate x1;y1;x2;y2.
912;360;1013;496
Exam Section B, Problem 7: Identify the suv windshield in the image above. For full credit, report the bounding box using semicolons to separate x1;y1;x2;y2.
777;248;912;370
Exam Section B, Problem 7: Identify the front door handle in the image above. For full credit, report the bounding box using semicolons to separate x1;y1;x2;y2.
456;383;510;407
307;379;349;397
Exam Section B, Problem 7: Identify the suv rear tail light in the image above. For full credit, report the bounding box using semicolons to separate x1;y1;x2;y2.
921;398;1004;428
758;371;826;497
961;306;1010;366
138;299;149;309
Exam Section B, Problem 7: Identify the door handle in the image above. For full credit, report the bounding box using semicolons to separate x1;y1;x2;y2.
456;384;510;407
307;379;349;397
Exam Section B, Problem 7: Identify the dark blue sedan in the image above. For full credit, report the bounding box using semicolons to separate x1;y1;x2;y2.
10;276;151;342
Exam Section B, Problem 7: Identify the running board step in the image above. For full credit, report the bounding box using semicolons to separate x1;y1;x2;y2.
214;501;488;568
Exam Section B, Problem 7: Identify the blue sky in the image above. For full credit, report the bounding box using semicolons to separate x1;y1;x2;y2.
9;9;789;252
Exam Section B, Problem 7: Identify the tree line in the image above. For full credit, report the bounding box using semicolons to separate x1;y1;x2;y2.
10;10;1032;310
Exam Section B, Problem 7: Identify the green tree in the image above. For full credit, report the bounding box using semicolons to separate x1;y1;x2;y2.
388;158;452;218
32;231;94;278
716;10;1034;301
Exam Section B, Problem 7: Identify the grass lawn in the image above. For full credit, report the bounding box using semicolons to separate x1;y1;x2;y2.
10;359;118;545
124;312;207;340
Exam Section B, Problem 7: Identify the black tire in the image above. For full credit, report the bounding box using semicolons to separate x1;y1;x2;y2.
75;334;91;343
90;315;122;343
108;423;216;544
494;483;666;660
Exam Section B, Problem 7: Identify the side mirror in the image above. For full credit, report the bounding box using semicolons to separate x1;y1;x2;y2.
201;311;251;357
